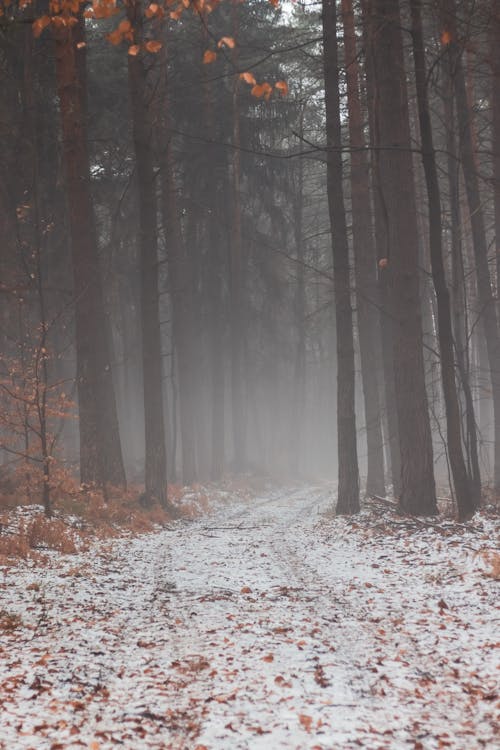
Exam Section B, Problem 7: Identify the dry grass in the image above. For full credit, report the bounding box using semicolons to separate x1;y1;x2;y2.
0;474;219;565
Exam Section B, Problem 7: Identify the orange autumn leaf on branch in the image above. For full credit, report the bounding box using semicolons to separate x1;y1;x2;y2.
128;44;140;56
217;35;235;49
240;71;256;85
32;15;51;37
145;2;160;17
170;6;183;20
251;81;273;100
441;29;452;45
85;0;119;19
145;40;162;53
274;80;288;95
203;49;217;64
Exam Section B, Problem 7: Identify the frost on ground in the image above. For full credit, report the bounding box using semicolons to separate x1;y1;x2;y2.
0;486;498;750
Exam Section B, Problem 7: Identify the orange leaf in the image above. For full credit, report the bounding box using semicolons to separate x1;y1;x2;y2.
240;585;252;594
262;653;274;662
145;2;159;16
299;714;313;732
203;49;217;64
441;29;452;45
107;29;123;45
32;15;51;38
128;44;140;56
145;40;162;53
275;80;288;96
262;82;273;100
170;7;183;19
269;0;279;6
217;36;235;49
251;84;265;98
118;19;131;33
240;71;256;85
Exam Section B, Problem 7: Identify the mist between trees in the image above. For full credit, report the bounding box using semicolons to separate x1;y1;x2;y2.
0;0;499;520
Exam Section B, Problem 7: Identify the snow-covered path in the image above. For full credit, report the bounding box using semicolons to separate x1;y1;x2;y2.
0;487;498;749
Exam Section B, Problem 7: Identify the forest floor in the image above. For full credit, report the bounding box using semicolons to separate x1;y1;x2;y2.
0;485;499;750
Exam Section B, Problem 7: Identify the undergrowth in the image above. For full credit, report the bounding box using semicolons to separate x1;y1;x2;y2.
0;470;215;565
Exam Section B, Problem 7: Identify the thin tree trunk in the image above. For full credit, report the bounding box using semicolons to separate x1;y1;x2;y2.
127;0;167;506
410;0;476;517
53;23;125;489
443;29;481;499
342;0;385;498
229;0;247;472
322;0;360;514
202;40;226;480
441;0;500;490
367;0;437;514
491;4;500;301
160;138;197;486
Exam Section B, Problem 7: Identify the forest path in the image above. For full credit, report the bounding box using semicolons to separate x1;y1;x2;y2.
1;486;498;749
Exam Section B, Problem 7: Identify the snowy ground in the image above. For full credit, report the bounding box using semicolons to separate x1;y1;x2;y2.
0;486;498;749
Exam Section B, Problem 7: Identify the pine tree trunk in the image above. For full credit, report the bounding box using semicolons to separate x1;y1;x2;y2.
441;0;500;490
161;141;197;487
229;0;247;473
361;0;402;497
491;5;500;310
54;23;125;488
443;64;481;500
342;0;385;498
322;0;360;514
410;0;476;518
127;1;167;506
367;0;437;514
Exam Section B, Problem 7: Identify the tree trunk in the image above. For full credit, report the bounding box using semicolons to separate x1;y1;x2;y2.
367;0;437;514
441;0;500;490
342;0;385;498
54;23;125;488
322;0;360;514
361;0;402;497
127;0;167;506
161;139;197;486
229;0;247;473
410;0;476;517
491;4;500;311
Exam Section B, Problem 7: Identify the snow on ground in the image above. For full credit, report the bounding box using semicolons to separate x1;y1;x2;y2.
0;486;498;749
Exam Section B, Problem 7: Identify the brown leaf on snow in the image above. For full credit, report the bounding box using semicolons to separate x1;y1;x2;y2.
299;714;313;732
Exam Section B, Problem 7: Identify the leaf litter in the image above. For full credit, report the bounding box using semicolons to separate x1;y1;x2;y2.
0;486;498;749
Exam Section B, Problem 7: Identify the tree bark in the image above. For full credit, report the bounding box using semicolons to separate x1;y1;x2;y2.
441;0;500;490
54;22;125;488
127;0;167;506
410;0;476;517
361;0;402;497
322;0;360;514
342;0;385;498
367;0;437;514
